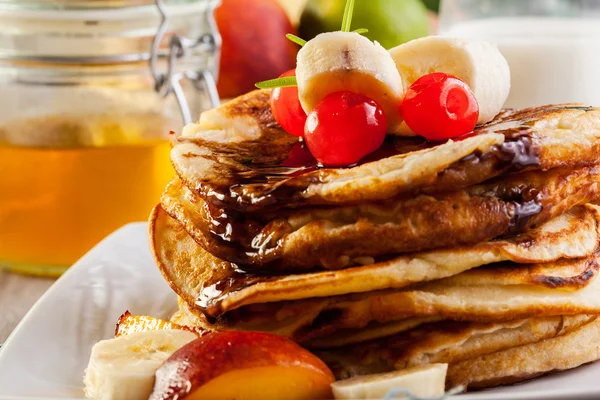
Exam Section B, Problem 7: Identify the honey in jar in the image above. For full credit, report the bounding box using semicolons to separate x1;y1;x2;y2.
0;114;173;276
0;0;220;276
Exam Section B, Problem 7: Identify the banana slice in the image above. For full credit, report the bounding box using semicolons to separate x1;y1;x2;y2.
389;36;510;127
84;329;197;400
331;364;448;400
296;31;405;133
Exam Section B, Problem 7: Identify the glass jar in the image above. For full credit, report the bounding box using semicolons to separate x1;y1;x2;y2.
439;0;600;108
0;0;220;276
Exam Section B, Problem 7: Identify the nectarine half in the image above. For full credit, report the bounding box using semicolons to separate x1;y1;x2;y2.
150;331;335;400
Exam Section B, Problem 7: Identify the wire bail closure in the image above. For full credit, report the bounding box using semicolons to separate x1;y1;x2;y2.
150;0;221;125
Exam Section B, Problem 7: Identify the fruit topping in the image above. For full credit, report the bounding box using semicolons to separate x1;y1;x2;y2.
150;331;335;400
84;330;198;400
295;31;403;133
305;91;387;166
401;72;479;141
389;36;510;126
270;69;308;137
255;0;511;167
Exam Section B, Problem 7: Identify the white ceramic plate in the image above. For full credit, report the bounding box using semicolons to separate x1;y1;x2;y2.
1;223;600;400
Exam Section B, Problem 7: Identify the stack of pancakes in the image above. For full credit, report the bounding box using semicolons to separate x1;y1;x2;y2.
150;89;600;390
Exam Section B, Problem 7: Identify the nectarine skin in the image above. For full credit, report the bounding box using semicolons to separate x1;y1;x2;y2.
150;331;335;400
215;0;298;98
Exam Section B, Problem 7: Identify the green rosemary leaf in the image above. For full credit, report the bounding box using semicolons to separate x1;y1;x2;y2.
341;0;356;32
286;33;307;47
255;76;298;89
352;28;369;35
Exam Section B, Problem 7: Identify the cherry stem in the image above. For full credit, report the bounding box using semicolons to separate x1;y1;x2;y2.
341;0;356;32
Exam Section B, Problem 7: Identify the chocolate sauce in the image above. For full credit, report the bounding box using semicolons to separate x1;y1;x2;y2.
189;128;541;214
195;135;444;260
509;200;543;234
236;136;434;180
181;90;596;215
194;161;600;283
195;267;287;315
191;119;547;272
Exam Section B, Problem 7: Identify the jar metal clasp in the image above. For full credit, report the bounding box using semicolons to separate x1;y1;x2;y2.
150;0;221;125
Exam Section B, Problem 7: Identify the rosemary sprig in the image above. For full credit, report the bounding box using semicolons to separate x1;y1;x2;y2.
341;0;356;32
255;76;298;89
286;33;307;47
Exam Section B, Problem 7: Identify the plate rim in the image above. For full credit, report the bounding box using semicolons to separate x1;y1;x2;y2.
0;223;147;362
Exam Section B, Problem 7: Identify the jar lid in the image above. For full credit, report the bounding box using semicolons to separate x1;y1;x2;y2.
0;0;220;63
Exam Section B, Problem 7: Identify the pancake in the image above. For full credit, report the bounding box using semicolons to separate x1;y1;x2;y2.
154;88;600;390
170;296;330;341
152;203;600;317
316;315;595;379
172;89;600;212
163;164;600;271
211;252;600;341
166;246;600;342
170;297;224;331
305;312;593;351
447;316;600;389
303;318;444;349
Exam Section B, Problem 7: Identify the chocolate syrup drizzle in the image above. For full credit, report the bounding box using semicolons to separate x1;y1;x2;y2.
184;105;598;313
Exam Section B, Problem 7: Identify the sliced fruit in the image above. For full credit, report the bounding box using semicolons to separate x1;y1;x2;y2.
150;331;335;400
331;364;448;400
115;311;201;337
84;329;197;400
296;31;404;132
389;36;510;126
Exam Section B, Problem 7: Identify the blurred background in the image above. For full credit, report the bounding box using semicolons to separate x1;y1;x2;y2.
217;0;438;99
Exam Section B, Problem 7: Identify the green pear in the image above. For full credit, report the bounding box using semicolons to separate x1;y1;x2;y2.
299;0;430;50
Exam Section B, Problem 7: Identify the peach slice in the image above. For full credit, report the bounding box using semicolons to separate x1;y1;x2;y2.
150;331;335;400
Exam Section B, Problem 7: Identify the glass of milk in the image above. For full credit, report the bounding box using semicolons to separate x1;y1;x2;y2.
439;0;600;108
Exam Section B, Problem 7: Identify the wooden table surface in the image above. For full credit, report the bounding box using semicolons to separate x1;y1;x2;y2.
0;270;54;343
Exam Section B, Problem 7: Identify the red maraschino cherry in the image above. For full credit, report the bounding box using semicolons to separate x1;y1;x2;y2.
304;91;387;167
401;72;479;141
270;69;307;137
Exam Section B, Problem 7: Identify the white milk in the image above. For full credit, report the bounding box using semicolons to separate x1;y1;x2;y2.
443;17;600;108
